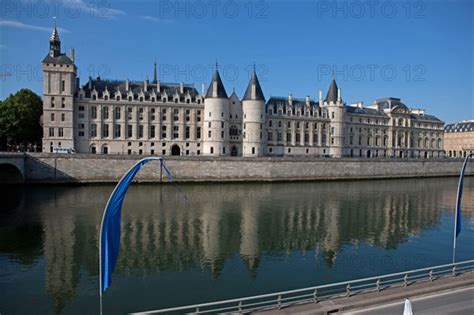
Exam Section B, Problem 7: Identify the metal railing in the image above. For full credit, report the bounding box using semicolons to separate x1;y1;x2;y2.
131;260;474;314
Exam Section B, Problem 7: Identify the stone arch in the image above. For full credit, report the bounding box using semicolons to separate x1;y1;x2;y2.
171;144;181;156
0;163;24;184
231;145;238;156
90;144;97;154
102;144;109;154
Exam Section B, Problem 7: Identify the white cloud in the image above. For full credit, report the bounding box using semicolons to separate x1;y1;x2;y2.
0;19;70;33
141;15;173;24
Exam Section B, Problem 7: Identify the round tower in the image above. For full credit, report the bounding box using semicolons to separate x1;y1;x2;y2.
203;66;230;156
242;67;266;157
323;79;344;157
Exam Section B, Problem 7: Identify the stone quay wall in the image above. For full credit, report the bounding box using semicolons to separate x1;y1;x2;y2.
22;153;474;183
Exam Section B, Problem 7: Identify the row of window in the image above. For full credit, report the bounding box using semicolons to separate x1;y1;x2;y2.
267;132;329;145
48;127;64;137
82;124;202;140
78;106;202;122
268;121;328;129
267;107;328;118
83;94;202;104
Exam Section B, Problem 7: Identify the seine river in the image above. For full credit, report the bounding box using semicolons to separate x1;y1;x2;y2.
1;178;473;314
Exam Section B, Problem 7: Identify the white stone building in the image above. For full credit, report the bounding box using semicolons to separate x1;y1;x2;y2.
42;26;445;158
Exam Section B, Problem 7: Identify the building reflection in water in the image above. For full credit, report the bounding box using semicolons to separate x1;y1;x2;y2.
0;178;472;313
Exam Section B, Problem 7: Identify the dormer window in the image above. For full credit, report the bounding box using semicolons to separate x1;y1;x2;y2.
92;95;97;100
139;97;144;102
151;97;155;102
116;96;120;101
128;96;132;101
104;96;109;100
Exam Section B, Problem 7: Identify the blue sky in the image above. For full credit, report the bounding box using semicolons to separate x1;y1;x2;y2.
0;0;472;123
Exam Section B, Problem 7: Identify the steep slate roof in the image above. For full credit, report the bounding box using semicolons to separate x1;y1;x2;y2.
42;54;74;65
266;96;322;112
206;68;228;98
410;113;443;122
325;79;338;103
445;121;474;132
242;69;265;102
79;78;199;100
346;106;388;117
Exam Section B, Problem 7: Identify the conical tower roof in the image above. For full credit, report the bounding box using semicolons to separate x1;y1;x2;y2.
206;66;228;98
243;67;265;102
325;79;338;103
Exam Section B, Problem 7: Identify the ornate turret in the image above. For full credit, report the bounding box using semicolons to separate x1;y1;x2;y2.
243;66;265;102
206;64;228;99
325;79;338;103
322;78;344;157
242;65;266;157
203;63;230;156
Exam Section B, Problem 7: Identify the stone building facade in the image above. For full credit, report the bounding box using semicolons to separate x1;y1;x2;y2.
444;120;474;158
42;26;445;158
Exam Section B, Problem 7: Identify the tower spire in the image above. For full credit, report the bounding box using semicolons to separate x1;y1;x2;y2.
49;17;61;57
153;60;157;84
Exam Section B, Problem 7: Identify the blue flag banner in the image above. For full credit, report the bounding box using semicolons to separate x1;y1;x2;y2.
99;157;173;294
455;153;473;238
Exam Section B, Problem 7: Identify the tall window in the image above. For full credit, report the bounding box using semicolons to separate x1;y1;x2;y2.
61;80;65;92
161;126;167;139
138;125;144;138
51;113;55;121
102;124;109;138
90;124;97;137
150;125;156;138
185;126;190;139
173;126;179;139
58;127;64;137
197;127;201;139
114;124;121;138
102;106;109;119
49;128;54;137
115;107;121;120
61;113;65;121
127;125;133;138
91;106;97;119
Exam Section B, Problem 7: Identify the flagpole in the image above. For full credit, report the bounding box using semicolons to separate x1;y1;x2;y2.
452;152;473;264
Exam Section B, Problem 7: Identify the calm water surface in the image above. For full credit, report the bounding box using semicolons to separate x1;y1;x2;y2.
0;178;473;314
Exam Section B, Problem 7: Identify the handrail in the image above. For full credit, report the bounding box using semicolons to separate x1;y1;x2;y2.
131;259;474;314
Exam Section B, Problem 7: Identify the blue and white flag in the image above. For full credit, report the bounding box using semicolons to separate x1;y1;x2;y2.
99;157;173;293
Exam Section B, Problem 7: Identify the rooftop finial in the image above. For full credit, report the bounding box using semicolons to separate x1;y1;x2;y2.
153;59;157;83
332;67;336;80
253;62;256;72
50;17;60;42
215;60;219;69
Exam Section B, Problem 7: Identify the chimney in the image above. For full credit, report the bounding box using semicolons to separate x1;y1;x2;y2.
180;82;184;94
125;79;129;91
337;88;341;102
70;48;75;62
144;79;148;92
319;90;323;104
288;93;293;104
201;83;206;96
306;95;311;104
88;76;92;89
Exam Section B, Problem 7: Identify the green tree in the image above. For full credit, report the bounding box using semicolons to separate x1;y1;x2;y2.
0;89;43;151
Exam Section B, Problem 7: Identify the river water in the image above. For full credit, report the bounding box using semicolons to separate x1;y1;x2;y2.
0;178;473;314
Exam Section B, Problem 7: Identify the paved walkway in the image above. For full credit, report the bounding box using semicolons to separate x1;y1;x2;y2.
255;272;474;315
